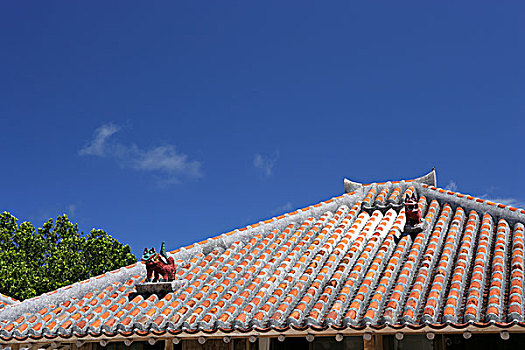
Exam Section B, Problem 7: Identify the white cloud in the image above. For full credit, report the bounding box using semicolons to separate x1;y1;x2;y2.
253;151;279;176
474;185;525;210
66;204;77;216
272;202;293;215
33;203;79;224
79;124;121;156
445;180;458;192
79;123;202;184
480;196;525;209
444;181;525;209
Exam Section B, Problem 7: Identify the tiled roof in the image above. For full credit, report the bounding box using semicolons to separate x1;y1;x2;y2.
0;295;18;310
1;175;525;342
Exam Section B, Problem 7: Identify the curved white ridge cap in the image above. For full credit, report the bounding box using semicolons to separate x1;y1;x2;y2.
344;178;365;193
415;168;437;187
344;168;437;193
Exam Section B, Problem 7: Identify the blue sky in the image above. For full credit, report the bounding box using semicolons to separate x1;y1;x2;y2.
1;2;523;258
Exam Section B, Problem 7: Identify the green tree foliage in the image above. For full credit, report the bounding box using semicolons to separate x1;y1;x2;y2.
0;212;136;300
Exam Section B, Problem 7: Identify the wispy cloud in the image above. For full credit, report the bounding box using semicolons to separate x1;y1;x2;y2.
79;124;121;157
79;123;202;184
446;180;525;209
473;184;525;209
66;204;77;216
445;180;457;192
33;203;79;224
479;196;525;209
271;202;293;215
253;151;279;176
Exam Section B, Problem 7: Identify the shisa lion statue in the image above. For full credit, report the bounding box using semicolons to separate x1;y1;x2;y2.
141;242;176;282
403;193;426;239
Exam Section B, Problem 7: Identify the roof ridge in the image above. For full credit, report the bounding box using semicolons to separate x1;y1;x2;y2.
167;189;367;261
0;189;368;324
418;184;525;225
0;294;19;312
0;294;18;304
344;169;437;193
3;178;525;339
0;263;144;322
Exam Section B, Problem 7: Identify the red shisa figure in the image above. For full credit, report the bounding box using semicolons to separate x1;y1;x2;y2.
404;193;421;227
403;193;425;240
141;242;176;282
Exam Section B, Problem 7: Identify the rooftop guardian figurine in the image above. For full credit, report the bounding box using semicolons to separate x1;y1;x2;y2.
403;193;426;240
141;242;176;282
